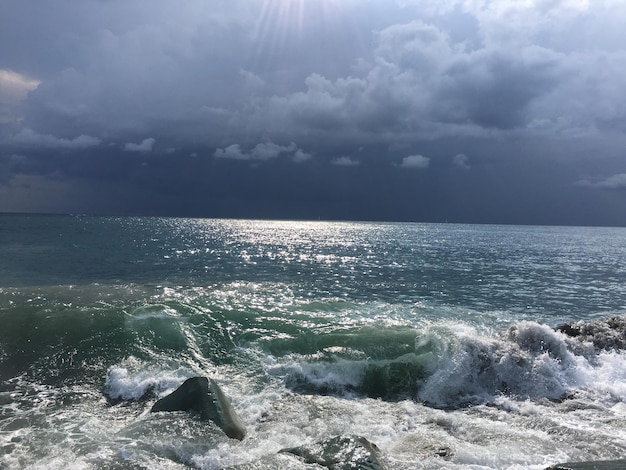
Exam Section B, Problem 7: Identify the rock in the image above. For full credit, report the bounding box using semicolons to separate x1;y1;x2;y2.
556;316;626;351
280;434;388;470
150;376;246;440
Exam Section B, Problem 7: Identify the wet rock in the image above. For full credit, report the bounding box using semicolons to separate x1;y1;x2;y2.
280;434;388;470
150;376;246;440
556;315;626;351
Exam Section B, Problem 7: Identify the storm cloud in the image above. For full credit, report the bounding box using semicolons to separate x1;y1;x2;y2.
1;0;625;225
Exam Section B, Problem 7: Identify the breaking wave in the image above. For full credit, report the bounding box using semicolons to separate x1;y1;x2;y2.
263;316;626;408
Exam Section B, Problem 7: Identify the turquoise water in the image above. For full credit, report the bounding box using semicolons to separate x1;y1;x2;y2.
1;215;626;468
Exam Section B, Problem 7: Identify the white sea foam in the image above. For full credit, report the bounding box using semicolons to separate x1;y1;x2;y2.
127;303;181;320
104;361;194;400
5;324;626;470
266;356;365;395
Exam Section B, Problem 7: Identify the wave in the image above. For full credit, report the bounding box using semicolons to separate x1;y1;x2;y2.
103;361;197;402
0;293;238;386
263;315;626;408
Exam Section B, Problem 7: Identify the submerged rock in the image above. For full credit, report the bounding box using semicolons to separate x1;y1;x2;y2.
545;459;626;470
280;435;388;470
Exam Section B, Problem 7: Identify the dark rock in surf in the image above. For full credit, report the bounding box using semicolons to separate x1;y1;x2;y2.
150;376;246;440
545;459;626;470
280;434;388;470
556;323;582;338
556;315;626;351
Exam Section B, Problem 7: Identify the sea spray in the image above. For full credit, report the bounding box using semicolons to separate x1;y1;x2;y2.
104;362;194;401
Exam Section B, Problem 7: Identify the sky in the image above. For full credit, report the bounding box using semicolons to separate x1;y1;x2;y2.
1;0;626;226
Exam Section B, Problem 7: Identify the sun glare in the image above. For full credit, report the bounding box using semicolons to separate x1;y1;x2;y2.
252;0;349;66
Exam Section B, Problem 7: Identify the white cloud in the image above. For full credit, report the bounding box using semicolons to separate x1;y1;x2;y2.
578;173;626;190
8;128;101;148
254;141;296;160
399;154;430;169
0;69;40;103
249;2;626;142
453;153;470;169
214;143;246;160
261;18;565;140
124;138;155;152
293;149;312;163
214;140;309;162
332;156;360;166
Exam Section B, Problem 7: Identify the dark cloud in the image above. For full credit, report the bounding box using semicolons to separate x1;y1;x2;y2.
435;48;560;129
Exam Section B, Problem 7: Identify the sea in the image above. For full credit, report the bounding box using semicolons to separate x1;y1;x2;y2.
1;214;626;469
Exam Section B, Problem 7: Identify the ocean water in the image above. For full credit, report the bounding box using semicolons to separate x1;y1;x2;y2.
1;214;626;469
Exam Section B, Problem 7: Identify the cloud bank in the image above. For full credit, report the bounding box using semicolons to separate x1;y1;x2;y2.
1;0;625;225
